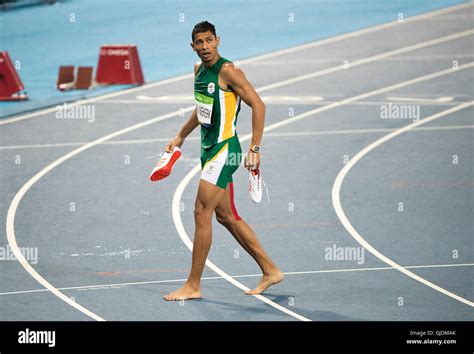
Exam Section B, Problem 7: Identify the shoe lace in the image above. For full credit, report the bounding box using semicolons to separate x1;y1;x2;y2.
145;152;164;160
249;170;270;203
146;152;170;166
262;178;270;203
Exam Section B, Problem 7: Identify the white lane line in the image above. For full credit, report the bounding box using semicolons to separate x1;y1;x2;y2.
250;53;474;65
433;13;474;20
97;99;467;106
172;63;474;321
2;125;472;150
133;95;326;103
1;1;471;126
256;30;473;92
136;94;194;101
0;137;200;150
6;61;472;321
2;262;472;297
388;96;454;102
349;100;466;106
261;125;474;137
332;102;474;307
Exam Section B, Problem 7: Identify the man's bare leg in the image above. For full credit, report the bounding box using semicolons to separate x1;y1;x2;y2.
164;180;226;301
215;184;283;295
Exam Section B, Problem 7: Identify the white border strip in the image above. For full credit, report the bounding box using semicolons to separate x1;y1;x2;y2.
331;101;474;307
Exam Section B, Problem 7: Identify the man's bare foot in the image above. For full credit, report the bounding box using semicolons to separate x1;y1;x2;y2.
246;270;284;295
163;283;201;301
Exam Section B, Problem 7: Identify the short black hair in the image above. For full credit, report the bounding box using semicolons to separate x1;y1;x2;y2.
192;21;216;42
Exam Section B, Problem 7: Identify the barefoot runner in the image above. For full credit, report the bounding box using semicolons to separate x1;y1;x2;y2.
163;21;283;301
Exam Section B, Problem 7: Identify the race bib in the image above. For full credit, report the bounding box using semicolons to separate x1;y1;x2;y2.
195;92;213;126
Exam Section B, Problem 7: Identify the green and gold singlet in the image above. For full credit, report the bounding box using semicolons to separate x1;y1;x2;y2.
194;56;242;189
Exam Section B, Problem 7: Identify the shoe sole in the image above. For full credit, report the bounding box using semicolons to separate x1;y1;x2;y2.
149;150;181;181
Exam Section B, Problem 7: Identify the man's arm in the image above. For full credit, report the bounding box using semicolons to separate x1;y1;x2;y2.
179;109;199;141
165;64;201;152
220;63;265;169
165;109;199;152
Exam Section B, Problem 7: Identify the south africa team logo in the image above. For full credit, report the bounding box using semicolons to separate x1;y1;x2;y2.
207;82;215;94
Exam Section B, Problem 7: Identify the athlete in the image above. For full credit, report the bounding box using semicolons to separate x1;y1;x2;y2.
163;21;283;301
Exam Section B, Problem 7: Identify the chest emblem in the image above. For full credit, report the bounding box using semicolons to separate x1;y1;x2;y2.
207;82;215;94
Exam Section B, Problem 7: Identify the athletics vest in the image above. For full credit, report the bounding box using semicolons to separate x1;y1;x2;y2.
194;57;241;149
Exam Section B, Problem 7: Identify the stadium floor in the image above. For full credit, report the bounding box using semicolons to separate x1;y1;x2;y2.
0;2;473;321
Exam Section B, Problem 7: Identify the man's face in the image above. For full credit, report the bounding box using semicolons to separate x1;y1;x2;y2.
191;31;220;62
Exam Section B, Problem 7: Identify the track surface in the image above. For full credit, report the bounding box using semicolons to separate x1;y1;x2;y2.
1;2;473;321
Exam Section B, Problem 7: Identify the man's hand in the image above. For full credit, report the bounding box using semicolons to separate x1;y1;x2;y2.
245;150;260;171
165;135;184;153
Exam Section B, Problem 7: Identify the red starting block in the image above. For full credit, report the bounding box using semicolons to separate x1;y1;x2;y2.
0;51;28;101
57;66;94;91
95;44;144;85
